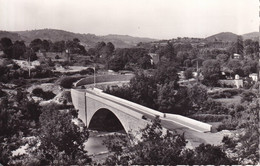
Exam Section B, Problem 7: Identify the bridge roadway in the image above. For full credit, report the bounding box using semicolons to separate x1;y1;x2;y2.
85;88;220;147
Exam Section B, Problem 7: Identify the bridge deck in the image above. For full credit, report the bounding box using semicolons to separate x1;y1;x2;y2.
84;88;221;148
86;88;211;133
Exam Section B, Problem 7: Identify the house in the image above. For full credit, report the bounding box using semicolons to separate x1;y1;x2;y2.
148;53;160;65
233;53;241;59
249;73;258;82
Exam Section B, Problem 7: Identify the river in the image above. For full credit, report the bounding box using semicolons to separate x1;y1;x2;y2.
84;130;127;163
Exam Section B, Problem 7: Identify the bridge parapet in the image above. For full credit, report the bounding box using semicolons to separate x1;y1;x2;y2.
71;88;212;134
163;114;212;132
87;88;212;133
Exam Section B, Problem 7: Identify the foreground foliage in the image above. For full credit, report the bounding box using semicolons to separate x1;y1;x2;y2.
0;91;91;165
222;98;260;164
14;106;91;165
104;117;236;165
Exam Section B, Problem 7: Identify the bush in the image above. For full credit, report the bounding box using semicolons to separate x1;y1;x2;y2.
200;99;229;114
59;77;80;89
79;68;94;75
190;114;231;122
209;89;242;99
32;88;44;96
223;92;232;98
31;68;53;78
222;89;242;96
32;88;55;100
0;89;7;98
217;118;238;131
55;55;60;59
240;91;257;103
209;92;225;99
10;78;27;87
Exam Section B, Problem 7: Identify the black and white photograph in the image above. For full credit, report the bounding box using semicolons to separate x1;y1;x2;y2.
0;0;259;165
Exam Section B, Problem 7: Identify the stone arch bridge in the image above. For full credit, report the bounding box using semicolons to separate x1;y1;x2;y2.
71;88;212;138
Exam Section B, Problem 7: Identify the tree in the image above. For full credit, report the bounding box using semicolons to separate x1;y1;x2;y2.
222;98;259;164
236;36;244;55
227;59;243;76
228;36;244;56
130;73;157;109
156;81;187;114
104;42;115;56
0;37;13;58
190;143;236;165
138;54;152;69
187;83;208;108
94;41;106;56
184;67;194;80
73;38;80;43
12;41;26;59
108;56;126;71
183;59;191;67
24;48;38;61
157;42;175;61
154;62;179;85
0;93;42;165
216;54;230;64
202;59;220;87
104;117;236;165
42;40;50;51
104;117;187;165
30;39;42;52
51;40;65;53
26;107;91;165
176;51;189;65
0;37;12;49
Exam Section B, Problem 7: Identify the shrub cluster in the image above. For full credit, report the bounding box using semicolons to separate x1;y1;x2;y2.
217;118;239;131
59;77;81;89
79;68;94;75
209;89;242;99
190;114;231;122
32;88;55;100
240;91;257;103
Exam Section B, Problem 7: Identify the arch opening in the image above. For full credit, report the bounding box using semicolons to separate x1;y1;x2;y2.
88;108;126;133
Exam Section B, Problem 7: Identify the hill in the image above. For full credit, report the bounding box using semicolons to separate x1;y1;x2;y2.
205;32;239;42
0;31;23;42
242;32;259;41
13;29;157;48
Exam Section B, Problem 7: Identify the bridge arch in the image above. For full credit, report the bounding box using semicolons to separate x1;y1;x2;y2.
88;108;127;133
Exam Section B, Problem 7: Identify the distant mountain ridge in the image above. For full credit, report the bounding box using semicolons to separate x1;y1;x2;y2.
0;29;258;48
242;32;259;41
206;32;259;42
205;32;239;42
1;29;157;48
0;31;23;41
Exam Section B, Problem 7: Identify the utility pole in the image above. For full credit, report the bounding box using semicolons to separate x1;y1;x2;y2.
28;55;31;78
196;59;199;83
28;48;32;78
66;49;70;62
93;66;96;88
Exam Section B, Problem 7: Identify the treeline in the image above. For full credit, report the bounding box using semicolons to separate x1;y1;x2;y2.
0;37;88;60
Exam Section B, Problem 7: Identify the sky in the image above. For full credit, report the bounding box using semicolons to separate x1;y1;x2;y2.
0;0;259;39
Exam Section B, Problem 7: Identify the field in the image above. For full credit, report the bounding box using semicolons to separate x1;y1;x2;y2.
213;95;241;106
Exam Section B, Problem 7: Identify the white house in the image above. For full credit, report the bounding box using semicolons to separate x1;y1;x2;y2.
249;73;258;82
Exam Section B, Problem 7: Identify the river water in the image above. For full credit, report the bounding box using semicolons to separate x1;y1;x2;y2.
84;130;127;163
84;131;108;155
